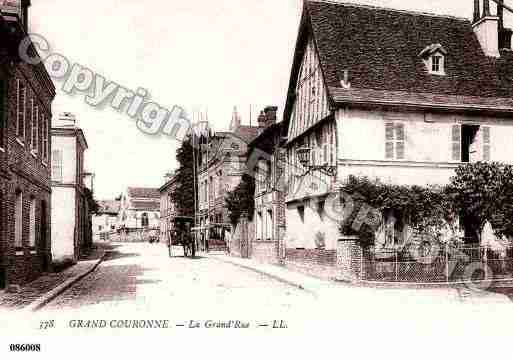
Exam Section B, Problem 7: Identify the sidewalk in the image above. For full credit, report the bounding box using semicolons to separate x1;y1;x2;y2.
0;242;109;311
208;253;332;295
211;254;512;305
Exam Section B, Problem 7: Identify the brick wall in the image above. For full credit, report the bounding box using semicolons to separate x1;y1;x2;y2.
336;238;363;282
284;248;337;280
252;240;279;264
0;52;55;287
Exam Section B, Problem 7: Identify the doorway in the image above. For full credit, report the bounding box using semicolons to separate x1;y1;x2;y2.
40;200;49;272
461;125;480;163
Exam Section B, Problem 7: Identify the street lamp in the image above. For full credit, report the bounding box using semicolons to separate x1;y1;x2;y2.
296;146;336;177
296;147;311;168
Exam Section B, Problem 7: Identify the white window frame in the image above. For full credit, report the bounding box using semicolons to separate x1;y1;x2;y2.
16;79;26;141
42;112;48;163
31;99;38;155
429;54;445;75
385;122;406;160
52;149;63;183
29;197;37;249
15;191;23;248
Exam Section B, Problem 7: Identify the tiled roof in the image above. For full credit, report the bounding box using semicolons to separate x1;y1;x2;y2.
328;87;513;113
97;200;120;215
285;1;513;123
308;1;513;97
130;200;160;211
248;122;284;154
234;126;261;144
127;187;160;199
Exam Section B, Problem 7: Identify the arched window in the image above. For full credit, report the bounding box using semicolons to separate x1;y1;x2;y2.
141;213;149;228
29;197;37;249
15;191;23;248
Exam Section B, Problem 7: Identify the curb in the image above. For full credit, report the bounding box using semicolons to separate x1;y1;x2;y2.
210;256;318;295
24;252;108;312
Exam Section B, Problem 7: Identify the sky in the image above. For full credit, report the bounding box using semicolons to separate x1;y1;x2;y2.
29;0;513;199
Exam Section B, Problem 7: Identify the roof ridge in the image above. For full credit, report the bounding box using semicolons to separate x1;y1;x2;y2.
307;0;470;22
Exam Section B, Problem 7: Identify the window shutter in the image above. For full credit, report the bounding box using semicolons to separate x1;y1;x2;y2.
395;123;405;159
52;150;63;182
482;126;491;161
385;123;394;159
451;125;461;161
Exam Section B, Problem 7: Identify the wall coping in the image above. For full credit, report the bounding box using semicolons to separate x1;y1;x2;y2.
338;235;360;242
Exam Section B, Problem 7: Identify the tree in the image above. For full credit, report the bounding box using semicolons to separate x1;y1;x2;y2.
84;187;99;215
489;164;513;240
170;136;198;218
446;162;505;244
225;174;255;226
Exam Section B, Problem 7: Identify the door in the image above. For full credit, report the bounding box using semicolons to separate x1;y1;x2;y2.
40;201;49;272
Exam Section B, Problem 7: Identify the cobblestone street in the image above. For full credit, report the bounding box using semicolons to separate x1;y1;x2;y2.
44;242;316;317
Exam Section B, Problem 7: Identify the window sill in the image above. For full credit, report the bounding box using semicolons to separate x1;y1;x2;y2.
16;138;25;147
30;250;37;255
15;251;24;256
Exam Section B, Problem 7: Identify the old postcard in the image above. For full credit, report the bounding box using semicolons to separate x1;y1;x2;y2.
1;0;513;357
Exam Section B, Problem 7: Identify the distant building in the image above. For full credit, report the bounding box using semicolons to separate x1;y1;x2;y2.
117;187;160;230
92;200;120;240
247;114;286;264
51;114;91;265
159;173;177;244
196;107;261;249
0;2;56;289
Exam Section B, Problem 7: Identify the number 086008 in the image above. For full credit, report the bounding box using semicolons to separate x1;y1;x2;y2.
9;344;41;352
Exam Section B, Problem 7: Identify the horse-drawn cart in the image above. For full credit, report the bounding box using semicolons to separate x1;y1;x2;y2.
169;216;196;258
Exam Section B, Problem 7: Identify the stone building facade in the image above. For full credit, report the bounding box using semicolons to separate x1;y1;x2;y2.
159;173;177;244
51;115;91;265
196;108;260;250
117;187;160;230
92;200;120;240
0;1;56;288
246;109;286;264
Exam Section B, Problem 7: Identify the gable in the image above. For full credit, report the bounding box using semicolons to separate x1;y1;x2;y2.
288;35;330;142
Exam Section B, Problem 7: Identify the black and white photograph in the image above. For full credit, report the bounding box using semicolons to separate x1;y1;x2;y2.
1;0;513;357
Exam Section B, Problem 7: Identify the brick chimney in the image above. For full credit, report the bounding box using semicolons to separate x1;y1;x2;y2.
472;0;500;57
257;111;266;128
264;106;278;126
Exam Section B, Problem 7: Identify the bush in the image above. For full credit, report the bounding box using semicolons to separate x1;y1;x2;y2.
446;162;513;242
338;175;452;247
225;174;255;226
340;163;513;247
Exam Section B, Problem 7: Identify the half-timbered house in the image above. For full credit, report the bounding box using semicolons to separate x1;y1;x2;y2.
282;0;513;276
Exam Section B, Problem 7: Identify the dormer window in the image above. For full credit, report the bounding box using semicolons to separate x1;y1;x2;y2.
431;55;443;73
419;43;447;76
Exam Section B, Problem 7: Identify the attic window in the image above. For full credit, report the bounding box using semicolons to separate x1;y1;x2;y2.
419;44;447;76
432;55;442;73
